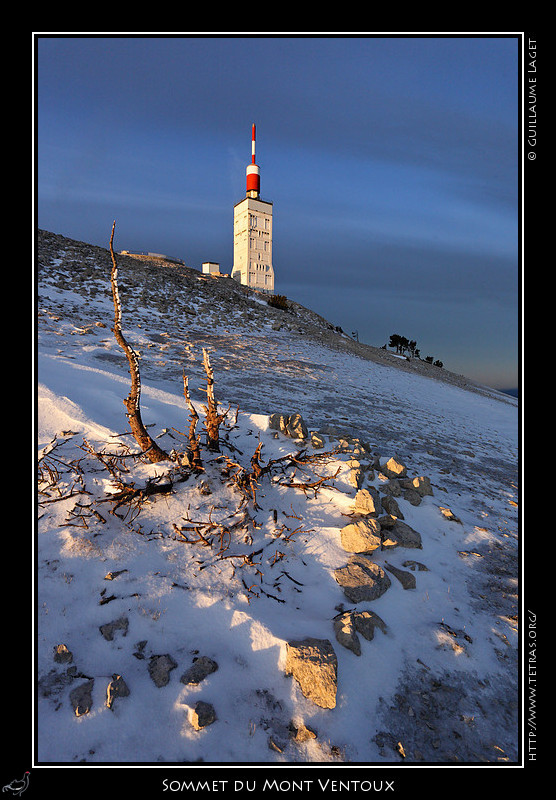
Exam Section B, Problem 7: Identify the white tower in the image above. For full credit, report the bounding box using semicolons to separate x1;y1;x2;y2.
232;124;274;293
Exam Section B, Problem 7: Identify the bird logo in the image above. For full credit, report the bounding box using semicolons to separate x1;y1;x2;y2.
2;772;30;796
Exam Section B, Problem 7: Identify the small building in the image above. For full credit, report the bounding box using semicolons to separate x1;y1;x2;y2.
202;262;221;275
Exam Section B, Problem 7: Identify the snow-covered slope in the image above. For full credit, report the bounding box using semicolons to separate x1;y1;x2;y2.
35;230;520;765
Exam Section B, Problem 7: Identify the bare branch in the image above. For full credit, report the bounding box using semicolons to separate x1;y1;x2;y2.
183;372;203;471
109;221;169;464
201;348;228;451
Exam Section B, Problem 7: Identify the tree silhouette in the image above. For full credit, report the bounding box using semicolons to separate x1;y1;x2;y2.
388;334;403;353
388;333;442;368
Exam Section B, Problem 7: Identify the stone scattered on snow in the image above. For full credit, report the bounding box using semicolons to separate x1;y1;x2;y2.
402;488;422;506
334;555;391;603
148;654;177;687
382;519;423;550
354;487;381;515
380;494;404;519
290;720;318;742
333;611;361;655
268;413;289;434
38;669;73;699
379;479;402;497
439;506;463;524
99;615;129;641
352;609;388;640
333;608;388;654
53;643;73;664
384;562;417;590
70;679;94;717
337;435;372;457
285;638;338;709
346;460;364;488
180;656;219;685
287;413;309;440
381;457;407;479
400;476;433;497
310;431;325;449
104;569;128;580
190;700;217;730
106;673;130;709
268;412;308;440
340;517;382;554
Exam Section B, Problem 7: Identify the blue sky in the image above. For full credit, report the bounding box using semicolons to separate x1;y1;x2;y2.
36;35;520;390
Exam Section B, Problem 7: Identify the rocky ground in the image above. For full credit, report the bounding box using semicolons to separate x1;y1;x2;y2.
36;229;520;764
36;229;509;399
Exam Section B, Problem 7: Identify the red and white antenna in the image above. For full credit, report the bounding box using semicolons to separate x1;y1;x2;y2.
246;123;260;197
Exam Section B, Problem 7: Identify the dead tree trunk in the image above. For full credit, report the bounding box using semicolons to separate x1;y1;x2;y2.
201;348;227;451
183;372;203;471
109;221;169;463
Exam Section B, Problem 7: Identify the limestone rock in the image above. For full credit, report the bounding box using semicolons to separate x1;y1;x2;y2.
180;656;218;685
347;463;364;489
352;609;388;640
352;439;370;457
287;413;309;440
99;615;129;641
340;518;381;553
439;506;462;524
387;520;423;549
70;679;94;717
190;700;216;730
403;488;422;506
290;721;317;742
382;457;407;479
269;413;290;433
104;569;128;580
334;555;391;603
106;673;130;709
310;432;325;449
53;643;73;664
333;612;361;655
384;562;417;589
401;476;433;497
269;412;309;440
377;514;397;530
148;654;177;687
380;479;402;497
285;638;338;709
354;487;381;515
381;494;403;519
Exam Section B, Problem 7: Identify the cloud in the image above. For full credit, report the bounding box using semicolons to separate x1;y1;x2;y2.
278;233;517;307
